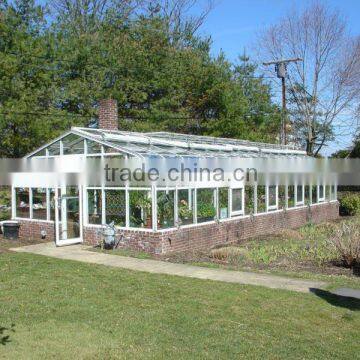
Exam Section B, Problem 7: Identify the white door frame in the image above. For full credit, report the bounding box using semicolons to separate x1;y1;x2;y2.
55;185;83;246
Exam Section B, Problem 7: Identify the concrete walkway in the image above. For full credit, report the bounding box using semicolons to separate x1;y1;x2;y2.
11;242;327;293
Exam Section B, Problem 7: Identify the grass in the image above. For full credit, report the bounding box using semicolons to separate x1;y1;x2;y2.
0;251;359;359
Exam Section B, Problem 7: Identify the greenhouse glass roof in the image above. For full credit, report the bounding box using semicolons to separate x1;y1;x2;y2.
27;127;307;159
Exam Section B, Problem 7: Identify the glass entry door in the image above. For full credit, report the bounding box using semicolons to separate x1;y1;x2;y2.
55;186;83;246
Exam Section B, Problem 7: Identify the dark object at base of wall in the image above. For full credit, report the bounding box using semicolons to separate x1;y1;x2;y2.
2;221;20;239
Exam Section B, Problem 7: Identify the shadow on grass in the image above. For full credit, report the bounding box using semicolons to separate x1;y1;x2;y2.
0;324;15;345
310;288;360;311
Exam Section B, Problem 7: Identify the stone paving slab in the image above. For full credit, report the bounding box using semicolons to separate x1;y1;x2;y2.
11;242;327;293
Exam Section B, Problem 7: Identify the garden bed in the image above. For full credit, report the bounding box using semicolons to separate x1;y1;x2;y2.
160;217;360;278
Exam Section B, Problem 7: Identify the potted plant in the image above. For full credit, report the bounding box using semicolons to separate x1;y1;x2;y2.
179;199;193;225
197;203;216;222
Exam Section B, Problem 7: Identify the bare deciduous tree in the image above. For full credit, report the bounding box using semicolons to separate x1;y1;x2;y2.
146;0;215;45
257;1;360;155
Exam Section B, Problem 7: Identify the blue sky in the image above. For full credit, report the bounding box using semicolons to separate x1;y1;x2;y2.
193;0;360;155
197;0;360;62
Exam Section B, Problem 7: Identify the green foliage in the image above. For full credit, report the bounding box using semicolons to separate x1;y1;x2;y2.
339;193;360;216
197;202;216;219
178;202;193;220
0;2;281;157
157;191;174;227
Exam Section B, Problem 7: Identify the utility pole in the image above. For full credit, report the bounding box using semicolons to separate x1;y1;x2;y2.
263;58;302;145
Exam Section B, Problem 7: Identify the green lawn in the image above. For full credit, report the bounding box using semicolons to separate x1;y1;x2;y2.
0;252;359;359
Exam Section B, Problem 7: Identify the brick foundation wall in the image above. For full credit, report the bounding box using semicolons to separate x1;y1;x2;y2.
159;202;339;254
15;202;339;254
17;220;55;242
84;201;339;254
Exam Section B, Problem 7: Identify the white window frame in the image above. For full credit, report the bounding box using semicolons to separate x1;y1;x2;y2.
230;187;245;217
266;185;278;211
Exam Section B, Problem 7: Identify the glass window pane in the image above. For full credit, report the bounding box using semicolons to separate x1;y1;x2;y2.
218;188;229;219
48;141;60;156
178;189;194;225
296;185;303;204
197;188;216;223
87;140;102;154
16;188;30;218
32;188;47;220
157;190;175;229
305;185;311;205
50;189;56;221
288;185;295;208
268;186;277;209
88;189;102;224
232;188;243;213
129;190;152;228
312;186;317;203
319;185;324;200
63;134;84;155
245;185;255;215
278;185;286;209
257;185;266;213
104;146;121;154
325;185;330;201
32;148;46;157
105;190;125;226
331;185;336;200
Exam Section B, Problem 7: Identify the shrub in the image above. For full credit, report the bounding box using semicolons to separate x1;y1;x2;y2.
339;193;360;216
327;218;360;267
210;246;246;261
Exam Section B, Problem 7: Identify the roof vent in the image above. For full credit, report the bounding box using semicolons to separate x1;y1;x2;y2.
98;99;118;130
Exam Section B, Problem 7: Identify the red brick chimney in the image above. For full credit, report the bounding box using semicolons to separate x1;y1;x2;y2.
98;99;118;130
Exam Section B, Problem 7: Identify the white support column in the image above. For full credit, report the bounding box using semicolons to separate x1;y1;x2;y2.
285;185;288;209
46;188;51;221
54;188;60;245
29;188;33;219
229;188;233;217
334;184;338;200
316;184;319;203
228;187;231;218
265;186;269;212
193;188;197;224
241;186;245;215
79;186;84;242
11;186;16;219
101;187;106;225
174;187;178;225
59;140;64;156
60;185;67;240
84;139;88;156
82;186;88;226
215;188;219;219
254;184;258;214
152;185;157;231
125;187;130;228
